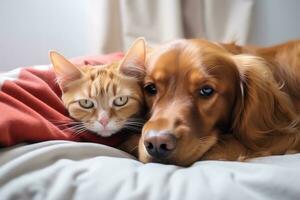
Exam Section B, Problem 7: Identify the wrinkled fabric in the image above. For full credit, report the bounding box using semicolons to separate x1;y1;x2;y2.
0;140;299;200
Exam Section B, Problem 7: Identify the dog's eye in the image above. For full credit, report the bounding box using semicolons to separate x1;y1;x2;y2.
199;86;214;97
144;83;157;95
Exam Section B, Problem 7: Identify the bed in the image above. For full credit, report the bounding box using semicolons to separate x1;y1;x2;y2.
1;141;300;200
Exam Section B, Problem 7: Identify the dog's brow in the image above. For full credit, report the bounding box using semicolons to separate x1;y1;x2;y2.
153;71;168;82
188;70;206;83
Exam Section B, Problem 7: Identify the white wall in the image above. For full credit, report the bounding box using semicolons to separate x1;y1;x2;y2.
248;0;300;45
0;0;300;71
0;0;89;71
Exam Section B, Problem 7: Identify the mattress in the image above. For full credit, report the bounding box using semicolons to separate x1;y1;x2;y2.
0;140;299;200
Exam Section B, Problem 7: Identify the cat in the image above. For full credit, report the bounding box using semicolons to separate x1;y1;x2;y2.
49;38;146;141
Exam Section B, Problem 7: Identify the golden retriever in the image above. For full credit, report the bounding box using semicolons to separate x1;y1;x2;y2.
137;39;300;166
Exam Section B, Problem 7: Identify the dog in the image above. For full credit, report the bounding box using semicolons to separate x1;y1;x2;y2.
136;39;300;166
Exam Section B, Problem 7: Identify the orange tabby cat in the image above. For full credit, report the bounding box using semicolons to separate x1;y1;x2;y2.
49;38;146;141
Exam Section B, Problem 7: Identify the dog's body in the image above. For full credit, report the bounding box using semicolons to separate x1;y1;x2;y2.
223;41;300;111
138;39;300;166
201;40;300;161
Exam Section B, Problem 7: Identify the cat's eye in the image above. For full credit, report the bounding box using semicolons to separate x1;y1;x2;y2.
79;99;94;109
113;96;129;107
144;83;157;95
199;86;214;97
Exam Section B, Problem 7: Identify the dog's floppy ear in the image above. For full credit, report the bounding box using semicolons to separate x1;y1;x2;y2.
50;51;84;92
231;55;299;152
119;37;146;80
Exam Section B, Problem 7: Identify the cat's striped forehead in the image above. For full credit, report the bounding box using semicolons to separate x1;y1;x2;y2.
87;64;117;80
83;63;132;98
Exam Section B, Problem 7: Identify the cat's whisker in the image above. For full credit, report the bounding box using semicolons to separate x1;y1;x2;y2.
55;121;89;136
48;119;70;122
71;123;85;127
51;122;83;129
76;130;88;136
72;127;88;136
124;127;143;131
63;122;84;128
129;118;146;121
126;118;146;123
124;121;145;125
49;119;77;123
59;122;83;126
123;124;143;128
55;123;82;129
60;125;83;133
124;123;144;127
122;125;143;132
125;121;145;124
72;125;87;131
74;129;86;135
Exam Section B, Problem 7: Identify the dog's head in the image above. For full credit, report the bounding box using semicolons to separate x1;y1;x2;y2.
139;39;298;166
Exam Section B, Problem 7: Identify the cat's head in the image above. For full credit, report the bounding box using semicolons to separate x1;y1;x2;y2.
50;38;146;137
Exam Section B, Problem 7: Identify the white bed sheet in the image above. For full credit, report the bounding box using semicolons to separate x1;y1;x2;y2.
0;140;299;200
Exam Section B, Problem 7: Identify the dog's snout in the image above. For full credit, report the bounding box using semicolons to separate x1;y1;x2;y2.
144;131;176;159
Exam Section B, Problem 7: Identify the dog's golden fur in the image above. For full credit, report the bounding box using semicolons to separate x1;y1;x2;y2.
138;39;300;166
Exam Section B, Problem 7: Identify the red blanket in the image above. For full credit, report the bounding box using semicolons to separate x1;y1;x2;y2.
0;53;127;147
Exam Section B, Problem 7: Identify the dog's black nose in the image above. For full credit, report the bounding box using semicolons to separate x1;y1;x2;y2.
144;131;176;159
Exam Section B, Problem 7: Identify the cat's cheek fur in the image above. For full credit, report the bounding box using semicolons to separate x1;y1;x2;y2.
115;101;141;118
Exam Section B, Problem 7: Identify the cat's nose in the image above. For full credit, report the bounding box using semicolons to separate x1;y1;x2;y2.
99;117;109;127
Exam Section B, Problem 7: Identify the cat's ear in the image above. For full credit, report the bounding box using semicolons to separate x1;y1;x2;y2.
119;37;146;80
49;51;83;91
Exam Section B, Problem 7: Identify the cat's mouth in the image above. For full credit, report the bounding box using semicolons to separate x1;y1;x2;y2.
68;121;121;138
95;129;119;137
84;122;121;137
